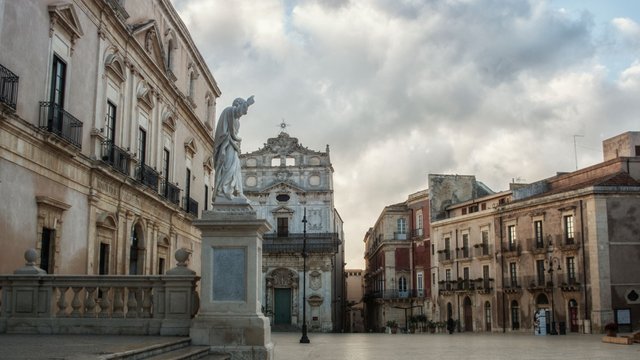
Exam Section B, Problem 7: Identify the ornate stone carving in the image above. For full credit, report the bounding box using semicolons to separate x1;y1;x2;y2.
309;271;322;290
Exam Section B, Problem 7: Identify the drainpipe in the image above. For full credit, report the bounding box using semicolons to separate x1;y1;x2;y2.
500;216;506;333
579;199;589;329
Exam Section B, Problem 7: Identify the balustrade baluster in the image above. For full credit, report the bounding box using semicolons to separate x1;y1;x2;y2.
84;287;97;317
70;287;83;317
112;287;124;318
56;286;69;317
142;287;152;318
126;287;138;318
98;287;111;318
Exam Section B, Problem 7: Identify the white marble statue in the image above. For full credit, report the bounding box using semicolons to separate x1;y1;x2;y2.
213;96;254;202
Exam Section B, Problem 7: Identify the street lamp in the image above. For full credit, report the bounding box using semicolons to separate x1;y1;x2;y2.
300;208;310;344
547;254;562;335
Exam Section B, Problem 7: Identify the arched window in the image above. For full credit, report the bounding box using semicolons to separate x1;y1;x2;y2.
129;223;145;275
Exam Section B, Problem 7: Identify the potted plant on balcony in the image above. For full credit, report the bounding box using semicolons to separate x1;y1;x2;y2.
386;320;398;334
604;322;618;337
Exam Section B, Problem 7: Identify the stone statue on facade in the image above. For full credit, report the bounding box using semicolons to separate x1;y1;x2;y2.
213;96;254;203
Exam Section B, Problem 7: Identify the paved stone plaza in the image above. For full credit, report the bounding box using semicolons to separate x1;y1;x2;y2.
0;332;637;359
272;333;640;360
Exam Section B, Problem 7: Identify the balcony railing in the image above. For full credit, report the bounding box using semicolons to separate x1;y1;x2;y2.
437;250;452;262
0;63;18;111
527;237;547;254
473;244;492;257
262;233;340;254
159;178;180;205
457;246;471;259
364;288;424;300
502;242;521;257
412;228;424;238
394;232;408;240
100;140;130;175
135;163;159;192
39;102;83;149
183;196;198;216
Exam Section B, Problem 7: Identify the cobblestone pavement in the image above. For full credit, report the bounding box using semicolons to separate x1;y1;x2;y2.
272;332;640;360
0;332;637;359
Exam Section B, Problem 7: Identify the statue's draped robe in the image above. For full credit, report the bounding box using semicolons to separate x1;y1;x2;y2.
213;106;243;199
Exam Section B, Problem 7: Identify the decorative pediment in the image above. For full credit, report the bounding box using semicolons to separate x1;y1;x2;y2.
132;20;166;72
184;137;197;157
136;80;154;109
249;132;323;156
260;180;306;194
271;205;294;215
203;156;214;173
48;3;84;41
96;212;117;230
161;108;176;132
104;51;127;83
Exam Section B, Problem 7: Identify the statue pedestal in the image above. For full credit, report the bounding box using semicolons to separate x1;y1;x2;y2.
191;203;273;360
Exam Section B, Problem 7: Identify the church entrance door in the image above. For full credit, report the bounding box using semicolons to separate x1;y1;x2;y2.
274;288;292;325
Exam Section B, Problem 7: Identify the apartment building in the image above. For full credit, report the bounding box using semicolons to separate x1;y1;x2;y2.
363;191;431;332
0;0;220;275
428;131;640;334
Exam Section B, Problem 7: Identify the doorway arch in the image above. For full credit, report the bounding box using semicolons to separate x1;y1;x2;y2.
129;222;145;275
484;301;492;331
463;296;473;331
568;299;579;332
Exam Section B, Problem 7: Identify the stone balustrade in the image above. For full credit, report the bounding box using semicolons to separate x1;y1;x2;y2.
0;249;199;335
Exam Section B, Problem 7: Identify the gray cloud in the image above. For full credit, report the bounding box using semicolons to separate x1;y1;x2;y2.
173;0;640;268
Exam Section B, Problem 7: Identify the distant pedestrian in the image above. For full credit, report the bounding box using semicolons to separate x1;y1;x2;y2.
447;317;455;334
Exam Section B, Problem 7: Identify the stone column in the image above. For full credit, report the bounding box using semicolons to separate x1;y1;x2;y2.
191;203;273;360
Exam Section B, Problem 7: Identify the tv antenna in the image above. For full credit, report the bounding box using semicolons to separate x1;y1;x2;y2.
573;135;584;170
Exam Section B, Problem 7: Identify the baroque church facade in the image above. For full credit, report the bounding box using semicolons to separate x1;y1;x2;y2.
240;130;345;332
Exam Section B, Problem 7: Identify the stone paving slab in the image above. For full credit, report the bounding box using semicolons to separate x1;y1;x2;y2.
272;332;640;360
0;332;638;359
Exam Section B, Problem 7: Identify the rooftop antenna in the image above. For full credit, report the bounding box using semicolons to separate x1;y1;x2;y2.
573;134;584;170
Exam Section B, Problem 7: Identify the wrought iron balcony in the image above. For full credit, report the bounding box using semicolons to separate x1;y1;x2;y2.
135;163;159;191
100;140;130;175
159;178;180;205
473;244;492;258
456;246;471;259
183;196;198;216
437;249;453;262
364;288;423;300
39;102;83;149
262;233;340;254
0;63;18;111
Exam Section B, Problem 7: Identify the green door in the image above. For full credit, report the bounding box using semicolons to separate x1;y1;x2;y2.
274;288;292;325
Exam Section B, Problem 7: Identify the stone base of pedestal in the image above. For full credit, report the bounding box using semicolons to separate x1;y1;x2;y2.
191;314;273;359
192;204;273;360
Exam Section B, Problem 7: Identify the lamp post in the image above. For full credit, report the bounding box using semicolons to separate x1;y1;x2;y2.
300;208;310;344
547;255;562;335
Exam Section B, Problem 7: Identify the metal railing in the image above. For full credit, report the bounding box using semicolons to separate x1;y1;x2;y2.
100;140;130;175
135;163;159;192
0;63;18;111
473;244;492;257
364;288;424;300
39;102;83;149
183;196;198;216
159;178;180;205
262;233;340;254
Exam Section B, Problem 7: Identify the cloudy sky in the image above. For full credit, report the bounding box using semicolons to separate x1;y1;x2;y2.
172;0;640;269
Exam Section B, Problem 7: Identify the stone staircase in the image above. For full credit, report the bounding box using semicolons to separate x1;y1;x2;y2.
101;338;229;360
